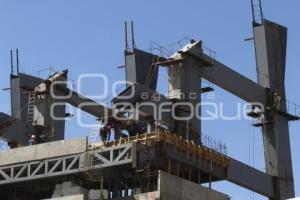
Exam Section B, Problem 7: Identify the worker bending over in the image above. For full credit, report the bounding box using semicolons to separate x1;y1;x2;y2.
99;123;112;142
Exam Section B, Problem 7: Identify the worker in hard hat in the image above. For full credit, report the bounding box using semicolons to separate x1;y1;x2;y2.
28;135;36;146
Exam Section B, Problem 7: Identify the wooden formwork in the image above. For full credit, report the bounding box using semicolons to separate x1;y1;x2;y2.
89;131;229;174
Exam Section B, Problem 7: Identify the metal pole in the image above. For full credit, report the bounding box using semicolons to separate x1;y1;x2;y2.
125;21;129;52
250;0;255;23
16;49;20;75
10;50;14;75
131;21;136;50
258;0;264;23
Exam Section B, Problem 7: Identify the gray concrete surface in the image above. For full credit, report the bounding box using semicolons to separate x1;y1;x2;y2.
0;137;87;166
158;171;230;200
46;194;84;200
51;181;88;199
88;189;108;200
47;171;228;200
113;171;229;200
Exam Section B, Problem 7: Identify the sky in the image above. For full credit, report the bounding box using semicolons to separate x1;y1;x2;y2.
0;0;299;199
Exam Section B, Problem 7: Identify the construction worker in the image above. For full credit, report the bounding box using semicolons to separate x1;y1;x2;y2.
126;120;137;137
113;126;122;141
28;135;36;146
106;123;112;140
37;134;47;144
99;123;112;142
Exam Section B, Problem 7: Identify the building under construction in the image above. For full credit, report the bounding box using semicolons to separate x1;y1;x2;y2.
0;1;299;200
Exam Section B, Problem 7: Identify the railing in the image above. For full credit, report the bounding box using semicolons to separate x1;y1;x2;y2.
90;131;229;168
201;134;227;156
29;67;77;91
202;44;216;65
149;38;216;67
251;0;264;25
286;100;300;117
149;37;191;58
29;67;59;78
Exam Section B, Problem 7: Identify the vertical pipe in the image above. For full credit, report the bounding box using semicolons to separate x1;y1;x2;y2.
258;0;264;22
209;159;212;189
16;49;20;75
125;21;129;52
10;50;14;75
131;21;136;50
250;0;255;23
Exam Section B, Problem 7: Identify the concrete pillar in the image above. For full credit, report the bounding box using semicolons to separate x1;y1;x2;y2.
254;20;294;199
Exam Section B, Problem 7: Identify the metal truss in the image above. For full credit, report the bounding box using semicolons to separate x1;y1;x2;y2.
88;143;133;169
0;143;134;185
0;154;83;185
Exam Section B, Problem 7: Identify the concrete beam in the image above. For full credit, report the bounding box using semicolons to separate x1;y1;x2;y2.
159;170;230;200
0;137;87;166
227;158;274;198
176;41;266;104
200;54;266;104
55;86;112;119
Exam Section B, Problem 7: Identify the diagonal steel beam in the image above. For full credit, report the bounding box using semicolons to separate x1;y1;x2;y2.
48;160;62;174
14;165;27;178
66;156;79;171
31;161;46;176
94;151;110;164
0;169;10;180
114;146;131;162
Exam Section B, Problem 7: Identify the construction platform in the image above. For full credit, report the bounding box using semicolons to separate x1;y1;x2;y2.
0;132;229;199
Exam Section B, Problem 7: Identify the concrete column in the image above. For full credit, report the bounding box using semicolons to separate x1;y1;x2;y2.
254;20;294;199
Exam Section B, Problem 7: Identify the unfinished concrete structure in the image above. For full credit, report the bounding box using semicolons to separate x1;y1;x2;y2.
0;1;299;200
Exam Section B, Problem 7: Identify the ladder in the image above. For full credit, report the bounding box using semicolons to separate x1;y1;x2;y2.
251;0;264;25
27;91;36;124
88;124;101;145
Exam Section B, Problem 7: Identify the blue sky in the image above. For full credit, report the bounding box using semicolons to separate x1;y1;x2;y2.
0;1;299;199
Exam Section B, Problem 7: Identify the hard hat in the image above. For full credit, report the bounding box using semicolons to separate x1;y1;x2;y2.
31;135;36;138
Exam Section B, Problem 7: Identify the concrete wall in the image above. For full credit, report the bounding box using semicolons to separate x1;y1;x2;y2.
113;171;229;200
125;49;158;91
46;194;84;200
112;192;159;200
0;137;87;166
159;171;229;200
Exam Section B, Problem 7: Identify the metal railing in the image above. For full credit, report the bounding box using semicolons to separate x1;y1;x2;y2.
286;100;300;117
202;44;216;65
149;37;191;58
201;134;227;156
